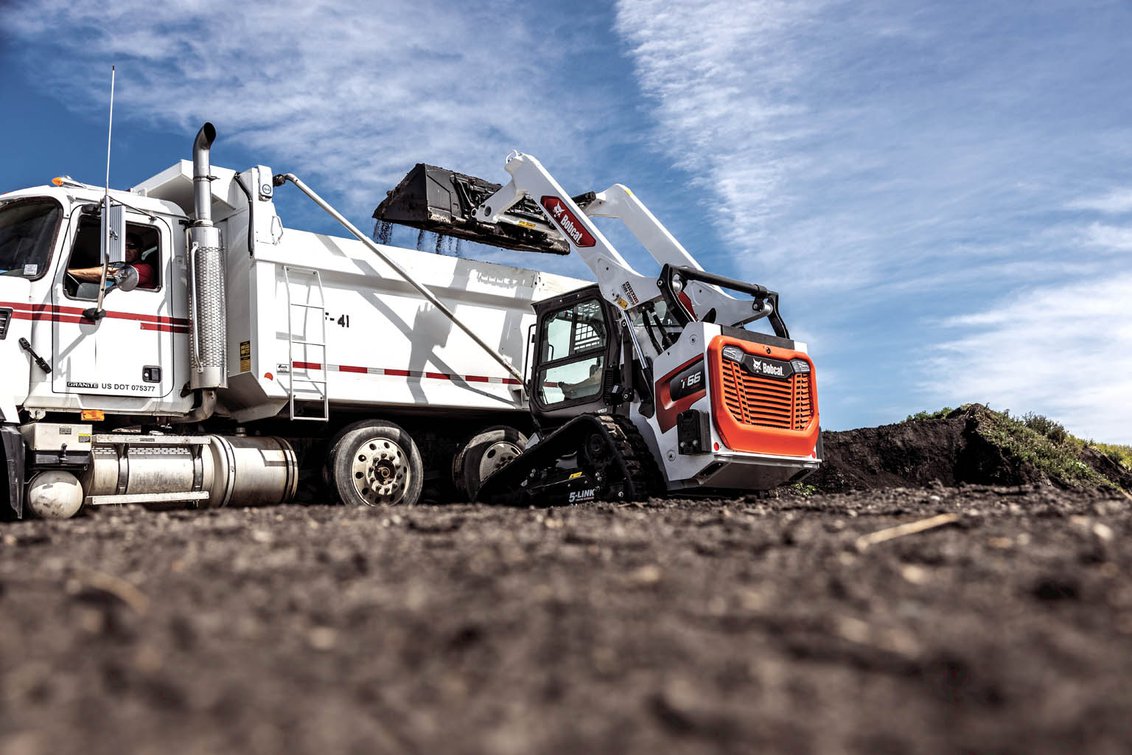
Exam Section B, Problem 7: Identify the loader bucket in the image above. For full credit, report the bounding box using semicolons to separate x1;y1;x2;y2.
373;163;569;255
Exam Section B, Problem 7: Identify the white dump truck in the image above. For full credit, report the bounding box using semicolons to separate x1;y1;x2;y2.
1;123;821;519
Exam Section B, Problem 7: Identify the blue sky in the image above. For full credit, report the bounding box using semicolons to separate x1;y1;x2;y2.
2;0;1131;442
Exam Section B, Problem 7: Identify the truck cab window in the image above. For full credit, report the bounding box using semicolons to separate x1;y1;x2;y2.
0;199;62;280
65;217;161;299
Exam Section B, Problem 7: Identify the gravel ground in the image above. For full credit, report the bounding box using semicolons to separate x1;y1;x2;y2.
1;486;1130;754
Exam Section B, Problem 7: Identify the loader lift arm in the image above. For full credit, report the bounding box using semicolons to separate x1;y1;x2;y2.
470;152;787;356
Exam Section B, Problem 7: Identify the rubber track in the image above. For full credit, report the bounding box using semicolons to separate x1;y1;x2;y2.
475;413;665;505
595;415;665;501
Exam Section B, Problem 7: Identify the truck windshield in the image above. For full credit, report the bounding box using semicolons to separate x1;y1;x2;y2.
0;199;62;279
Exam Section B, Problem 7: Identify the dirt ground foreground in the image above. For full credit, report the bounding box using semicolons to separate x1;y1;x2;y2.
2;484;1130;754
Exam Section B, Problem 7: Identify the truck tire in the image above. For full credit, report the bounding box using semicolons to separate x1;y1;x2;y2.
328;420;423;506
452;426;528;501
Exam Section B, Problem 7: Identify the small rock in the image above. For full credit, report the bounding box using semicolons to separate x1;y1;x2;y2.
901;565;929;585
629;564;662;584
836;616;872;644
307;626;338;651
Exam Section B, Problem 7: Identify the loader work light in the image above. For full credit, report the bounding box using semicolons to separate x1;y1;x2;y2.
722;345;745;363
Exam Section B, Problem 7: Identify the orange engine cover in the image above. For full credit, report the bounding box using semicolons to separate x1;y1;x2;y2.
706;335;820;457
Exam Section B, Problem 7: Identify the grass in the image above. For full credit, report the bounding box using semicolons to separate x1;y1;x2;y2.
905;404;1131;490
786;481;819;497
905;407;954;422
975;407;1107;488
1092;442;1132;471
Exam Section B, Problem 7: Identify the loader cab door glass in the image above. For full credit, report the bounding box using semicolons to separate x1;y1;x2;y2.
536;297;609;406
64;216;162;300
0;199;62;280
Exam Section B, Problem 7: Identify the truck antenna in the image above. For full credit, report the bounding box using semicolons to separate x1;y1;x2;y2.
105;64;115;193
89;65;117;321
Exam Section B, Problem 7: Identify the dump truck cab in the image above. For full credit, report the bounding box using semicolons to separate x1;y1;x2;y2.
0;183;196;424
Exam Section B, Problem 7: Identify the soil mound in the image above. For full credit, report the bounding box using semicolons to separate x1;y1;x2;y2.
809;404;1131;493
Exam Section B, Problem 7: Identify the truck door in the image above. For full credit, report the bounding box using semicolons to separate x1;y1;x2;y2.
51;211;180;402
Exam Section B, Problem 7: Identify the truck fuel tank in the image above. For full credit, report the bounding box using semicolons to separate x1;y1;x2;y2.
83;434;298;509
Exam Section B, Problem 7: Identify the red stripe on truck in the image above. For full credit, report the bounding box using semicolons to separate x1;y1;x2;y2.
292;361;522;387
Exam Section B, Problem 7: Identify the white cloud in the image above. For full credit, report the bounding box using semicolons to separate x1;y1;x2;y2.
1068;189;1132;215
2;1;621;217
924;274;1132;444
613;0;826;255
1083;223;1132;252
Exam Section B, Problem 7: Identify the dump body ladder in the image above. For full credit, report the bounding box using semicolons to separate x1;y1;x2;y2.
283;265;329;421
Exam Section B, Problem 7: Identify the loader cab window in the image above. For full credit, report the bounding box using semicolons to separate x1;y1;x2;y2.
536;297;609;406
0;199;62;280
64;216;161;300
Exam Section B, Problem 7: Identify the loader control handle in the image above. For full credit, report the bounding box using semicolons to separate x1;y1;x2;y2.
657;265;790;339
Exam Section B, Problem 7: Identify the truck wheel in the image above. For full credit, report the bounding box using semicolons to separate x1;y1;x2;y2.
328;421;423;506
453;426;528;500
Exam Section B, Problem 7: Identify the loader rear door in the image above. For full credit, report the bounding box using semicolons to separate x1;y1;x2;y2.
529;285;620;423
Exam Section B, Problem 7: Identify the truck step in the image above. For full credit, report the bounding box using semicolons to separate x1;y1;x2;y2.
86;491;210;506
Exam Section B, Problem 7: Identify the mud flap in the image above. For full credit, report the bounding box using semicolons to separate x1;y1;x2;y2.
1;425;26;520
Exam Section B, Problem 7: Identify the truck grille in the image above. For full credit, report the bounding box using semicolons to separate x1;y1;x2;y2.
720;361;813;431
0;308;10;340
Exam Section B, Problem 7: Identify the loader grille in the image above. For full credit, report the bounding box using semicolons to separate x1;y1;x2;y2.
0;308;10;340
720;361;813;431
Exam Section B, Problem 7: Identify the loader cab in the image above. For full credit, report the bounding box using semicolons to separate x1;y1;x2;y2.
528;285;623;423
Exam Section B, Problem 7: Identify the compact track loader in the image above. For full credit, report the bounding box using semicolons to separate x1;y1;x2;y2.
376;152;822;505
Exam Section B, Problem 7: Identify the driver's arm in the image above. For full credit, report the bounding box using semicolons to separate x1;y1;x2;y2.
67;265;105;282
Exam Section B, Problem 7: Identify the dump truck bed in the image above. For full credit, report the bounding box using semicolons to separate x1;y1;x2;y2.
131;160;587;423
218;225;586;422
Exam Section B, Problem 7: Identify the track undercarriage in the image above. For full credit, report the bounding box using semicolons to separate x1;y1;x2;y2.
475;415;662;506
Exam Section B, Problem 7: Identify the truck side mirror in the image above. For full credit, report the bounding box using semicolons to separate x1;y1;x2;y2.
112;264;139;292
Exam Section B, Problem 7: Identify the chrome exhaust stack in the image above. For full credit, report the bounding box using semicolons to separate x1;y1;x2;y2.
188;122;227;390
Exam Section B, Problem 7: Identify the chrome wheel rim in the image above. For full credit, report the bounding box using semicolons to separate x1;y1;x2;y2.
351;437;411;505
476;440;523;482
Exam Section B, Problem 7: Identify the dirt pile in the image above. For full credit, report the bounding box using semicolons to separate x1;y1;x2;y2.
809;404;1132;493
